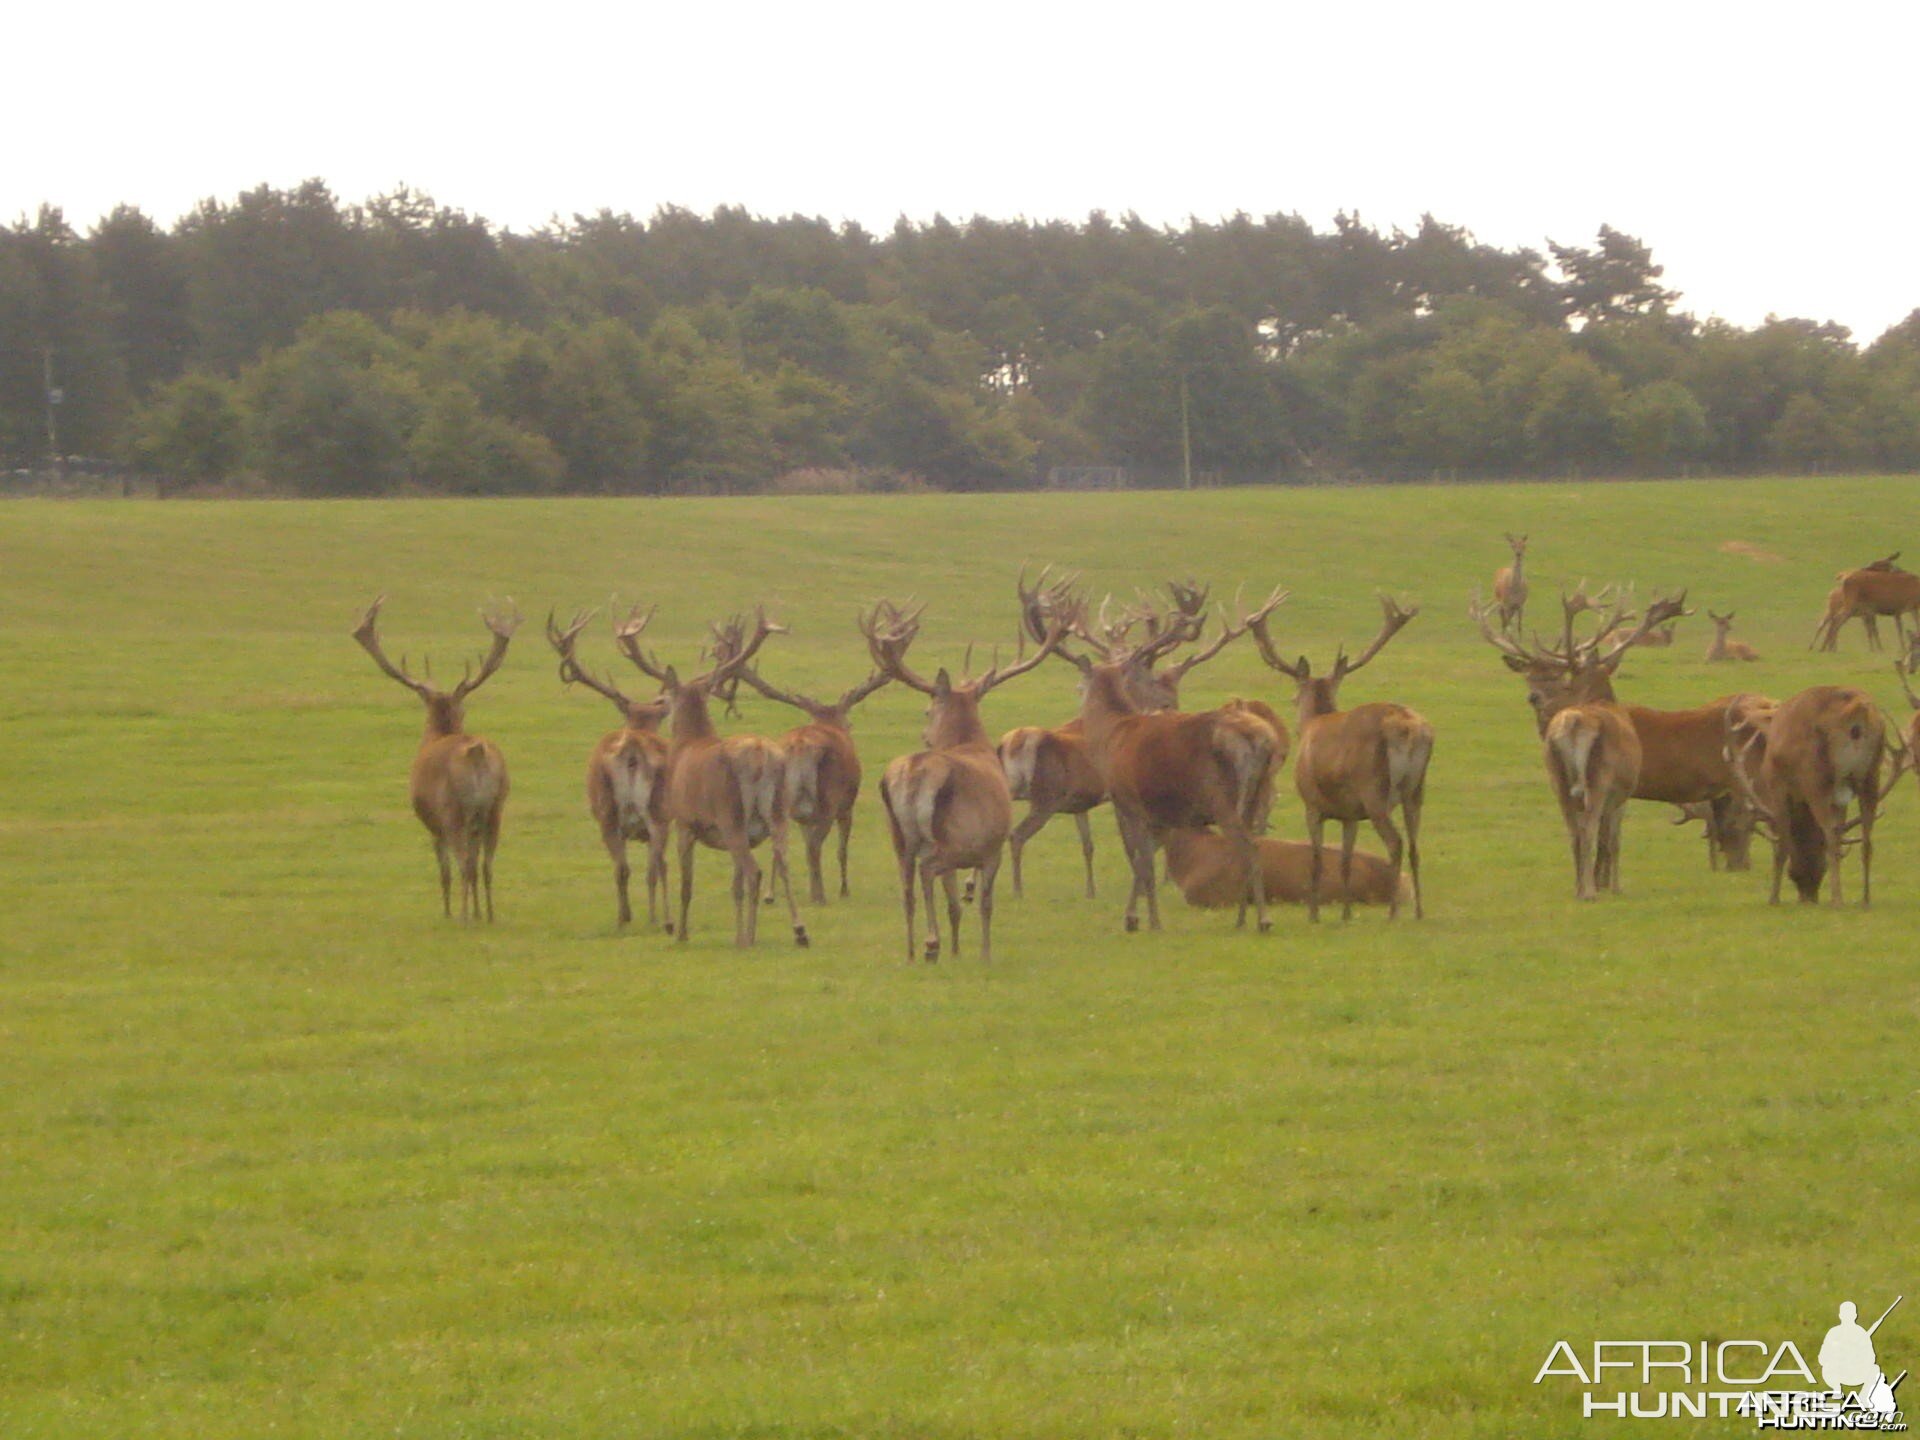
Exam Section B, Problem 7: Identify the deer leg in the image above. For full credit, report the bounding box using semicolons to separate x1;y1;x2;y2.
1866;614;1883;652
1338;818;1361;922
1304;809;1326;923
646;826;667;930
1404;785;1425;919
1139;828;1163;932
836;811;853;899
1114;808;1146;932
1007;804;1050;898
804;820;828;906
462;840;482;923
1603;800;1626;894
1074;811;1097;899
434;839;452;918
741;845;765;947
773;819;808;947
920;859;941;961
606;830;632;927
1367;807;1404;920
482;814;500;923
940;870;963;955
897;850;918;962
1768;833;1787;904
977;850;1001;964
1577;800;1606;900
675;831;696;943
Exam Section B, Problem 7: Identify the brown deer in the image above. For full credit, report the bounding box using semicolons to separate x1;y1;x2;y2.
546;609;671;928
1471;590;1759;872
1493;533;1529;630
1060;587;1291;934
1705;610;1760;662
860;595;1073;962
1727;686;1889;905
716;647;890;905
617;607;807;948
1162;827;1408;909
351;596;520;921
1247;595;1433;920
996;575;1269;898
1813;565;1920;651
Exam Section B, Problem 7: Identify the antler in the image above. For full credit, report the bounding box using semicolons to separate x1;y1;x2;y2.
1332;593;1420;680
1589;590;1689;671
546;607;639;713
448;599;521;700
1469;590;1555;672
1896;659;1920;712
351;595;433;698
976;586;1080;695
697;609;785;693
858;599;939;695
1159;582;1289;684
614;604;674;686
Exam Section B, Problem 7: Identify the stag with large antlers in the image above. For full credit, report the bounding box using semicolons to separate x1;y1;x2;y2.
996;572;1274;898
713;638;890;905
617;607;806;947
862;593;1074;961
1249;595;1432;919
1727;686;1889;905
1493;533;1529;630
1475;587;1697;897
1055;585;1290;934
865;595;1073;959
1472;587;1761;873
547;609;671;928
351;596;521;921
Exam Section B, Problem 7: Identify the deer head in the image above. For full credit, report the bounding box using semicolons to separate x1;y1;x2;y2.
1470;585;1689;734
352;595;521;738
862;590;1077;748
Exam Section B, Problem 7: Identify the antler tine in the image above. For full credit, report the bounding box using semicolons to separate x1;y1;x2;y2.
1896;658;1920;711
614;603;673;685
698;607;786;693
546;605;637;712
1168;582;1288;681
1469;590;1550;668
858;599;939;694
351;594;435;698
1593;589;1690;670
977;585;1081;695
450;598;521;700
1334;592;1420;679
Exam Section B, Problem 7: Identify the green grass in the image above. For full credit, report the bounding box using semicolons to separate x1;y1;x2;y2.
2;479;1915;1438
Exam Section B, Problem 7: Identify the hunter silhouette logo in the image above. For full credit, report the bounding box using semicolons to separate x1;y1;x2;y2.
1533;1292;1908;1427
1821;1297;1906;1419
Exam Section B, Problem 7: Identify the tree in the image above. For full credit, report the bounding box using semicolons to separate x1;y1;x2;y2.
1613;380;1708;473
1549;225;1677;324
408;385;562;494
126;373;244;490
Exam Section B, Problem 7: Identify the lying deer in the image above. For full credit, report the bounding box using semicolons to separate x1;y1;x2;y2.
1705;610;1760;662
547;609;670;928
351;596;520;921
1162;827;1408;909
618;607;807;947
861;593;1073;962
1248;595;1433;919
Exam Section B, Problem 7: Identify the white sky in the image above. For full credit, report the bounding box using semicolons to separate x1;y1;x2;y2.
16;0;1919;340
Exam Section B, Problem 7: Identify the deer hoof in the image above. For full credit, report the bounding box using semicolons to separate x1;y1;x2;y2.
1258;919;1272;934
794;927;810;948
923;942;940;962
1124;915;1139;933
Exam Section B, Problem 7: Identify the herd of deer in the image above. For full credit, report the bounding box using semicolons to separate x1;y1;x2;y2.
347;542;1920;954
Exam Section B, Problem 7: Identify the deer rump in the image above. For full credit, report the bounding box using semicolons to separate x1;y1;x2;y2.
779;725;858;826
673;739;786;849
1164;828;1408;907
594;732;664;838
999;722;1104;812
1104;709;1276;832
880;750;1012;870
416;735;508;828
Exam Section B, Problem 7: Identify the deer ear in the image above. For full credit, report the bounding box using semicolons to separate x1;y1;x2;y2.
1296;654;1311;678
933;667;952;698
1501;654;1530;673
662;664;680;690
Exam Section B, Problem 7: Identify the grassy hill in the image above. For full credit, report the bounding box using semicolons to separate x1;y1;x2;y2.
2;479;1913;1437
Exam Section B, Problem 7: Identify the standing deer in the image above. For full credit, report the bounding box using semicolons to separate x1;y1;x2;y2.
1705;610;1760;662
351;596;520;922
1727;686;1888;905
1472;590;1759;872
1248;595;1433;920
1813;565;1920;651
717;646;890;905
546;609;670;929
1061;587;1291;934
997;574;1270;898
1493;533;1529;630
616;607;808;948
860;594;1073;962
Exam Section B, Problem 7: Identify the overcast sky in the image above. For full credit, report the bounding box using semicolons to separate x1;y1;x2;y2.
16;1;1917;339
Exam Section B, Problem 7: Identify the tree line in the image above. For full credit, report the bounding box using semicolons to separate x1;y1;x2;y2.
5;181;1918;494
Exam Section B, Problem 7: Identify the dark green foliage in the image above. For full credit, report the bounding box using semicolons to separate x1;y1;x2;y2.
1;183;1914;488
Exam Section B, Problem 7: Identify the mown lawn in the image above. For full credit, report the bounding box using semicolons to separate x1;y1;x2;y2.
1;478;1914;1438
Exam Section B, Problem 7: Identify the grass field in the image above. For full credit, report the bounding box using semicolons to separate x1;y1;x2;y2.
3;478;1916;1438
